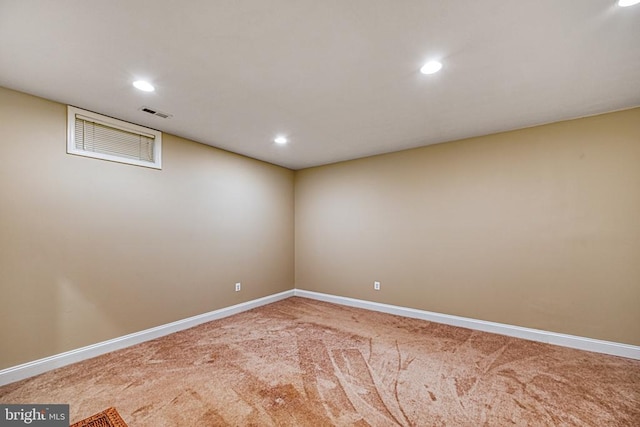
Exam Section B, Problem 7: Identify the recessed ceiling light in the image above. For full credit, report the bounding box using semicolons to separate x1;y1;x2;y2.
274;136;288;145
420;61;443;75
618;0;640;6
133;80;155;92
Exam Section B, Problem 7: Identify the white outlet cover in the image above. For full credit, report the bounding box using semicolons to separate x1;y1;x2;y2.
235;282;241;291
374;281;381;290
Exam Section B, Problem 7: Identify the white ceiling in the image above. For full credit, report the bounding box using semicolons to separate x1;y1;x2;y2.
1;1;639;170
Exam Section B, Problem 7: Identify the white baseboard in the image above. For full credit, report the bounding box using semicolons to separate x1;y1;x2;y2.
3;288;637;387
294;289;640;360
0;290;294;387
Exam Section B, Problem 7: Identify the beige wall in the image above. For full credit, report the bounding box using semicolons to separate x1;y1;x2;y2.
2;85;638;370
0;87;295;369
295;108;640;346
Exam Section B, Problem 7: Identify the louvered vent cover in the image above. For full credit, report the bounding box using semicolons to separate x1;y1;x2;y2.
67;106;162;169
140;106;172;119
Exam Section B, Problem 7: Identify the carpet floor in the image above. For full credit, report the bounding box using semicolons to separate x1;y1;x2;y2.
1;297;639;426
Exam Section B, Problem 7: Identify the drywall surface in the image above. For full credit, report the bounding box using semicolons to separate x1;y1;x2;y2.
0;87;294;369
295;108;640;345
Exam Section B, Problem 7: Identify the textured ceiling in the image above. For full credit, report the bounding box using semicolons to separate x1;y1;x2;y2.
1;0;639;169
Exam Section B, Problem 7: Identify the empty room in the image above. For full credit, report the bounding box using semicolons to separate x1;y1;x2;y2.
1;1;639;426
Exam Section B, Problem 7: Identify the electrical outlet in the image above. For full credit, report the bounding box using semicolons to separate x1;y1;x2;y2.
235;282;241;292
374;281;381;291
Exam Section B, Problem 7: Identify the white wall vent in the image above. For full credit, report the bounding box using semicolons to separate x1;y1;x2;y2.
139;106;173;119
67;106;162;169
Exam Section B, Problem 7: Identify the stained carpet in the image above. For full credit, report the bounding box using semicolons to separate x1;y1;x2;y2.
1;297;639;426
